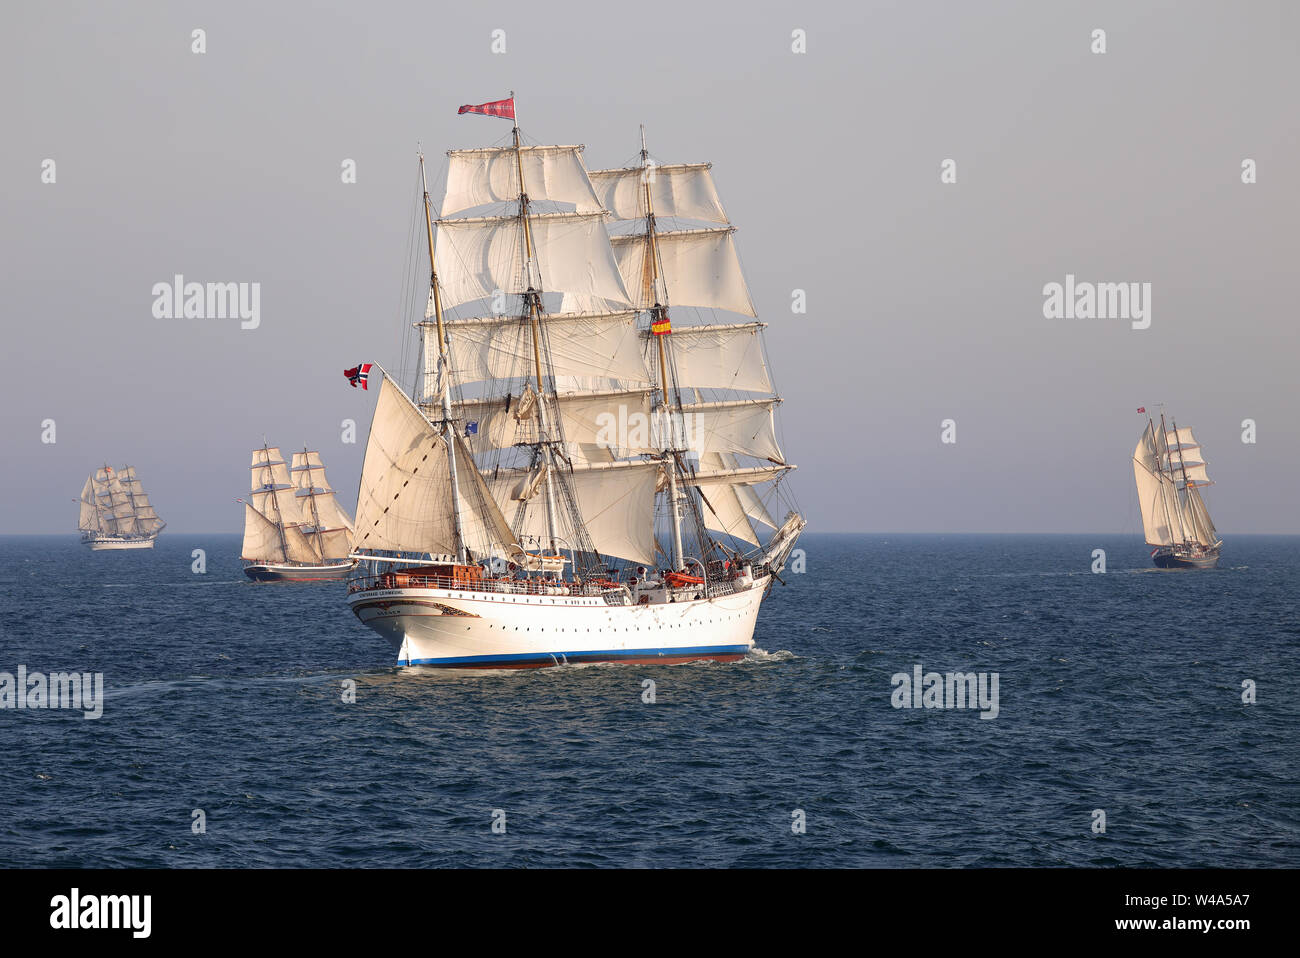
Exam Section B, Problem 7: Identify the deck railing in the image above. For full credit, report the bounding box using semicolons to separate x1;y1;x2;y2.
347;565;767;602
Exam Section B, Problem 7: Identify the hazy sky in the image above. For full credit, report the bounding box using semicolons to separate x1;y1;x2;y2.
3;0;1296;535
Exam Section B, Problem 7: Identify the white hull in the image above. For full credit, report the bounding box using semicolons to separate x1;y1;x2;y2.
82;535;157;551
348;575;770;668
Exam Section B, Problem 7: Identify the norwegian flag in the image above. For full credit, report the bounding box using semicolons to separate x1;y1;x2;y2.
1137;407;1146;413
344;363;374;389
458;97;515;120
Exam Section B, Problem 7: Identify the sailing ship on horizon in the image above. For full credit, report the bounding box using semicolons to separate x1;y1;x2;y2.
240;444;356;581
344;95;805;668
1132;408;1222;569
78;464;166;550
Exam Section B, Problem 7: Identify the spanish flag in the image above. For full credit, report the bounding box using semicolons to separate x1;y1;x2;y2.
651;316;671;336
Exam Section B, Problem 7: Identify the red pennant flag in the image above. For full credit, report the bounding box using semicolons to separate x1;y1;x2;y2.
458;97;515;120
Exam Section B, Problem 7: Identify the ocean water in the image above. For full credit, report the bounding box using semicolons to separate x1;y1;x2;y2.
1;533;1296;868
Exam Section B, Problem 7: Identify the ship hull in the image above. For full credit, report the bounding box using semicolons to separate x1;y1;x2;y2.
82;535;157;551
245;562;355;582
347;577;768;668
1152;548;1220;570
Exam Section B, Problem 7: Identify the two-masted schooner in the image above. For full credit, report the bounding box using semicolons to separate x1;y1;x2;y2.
1132;410;1222;568
344;96;805;668
240;444;356;581
78;464;166;549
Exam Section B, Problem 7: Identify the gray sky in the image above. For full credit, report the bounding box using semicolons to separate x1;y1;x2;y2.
3;0;1296;534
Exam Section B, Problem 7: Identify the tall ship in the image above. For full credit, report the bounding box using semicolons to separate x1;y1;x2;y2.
345;97;805;668
1132;410;1221;569
240;444;357;581
78;464;165;550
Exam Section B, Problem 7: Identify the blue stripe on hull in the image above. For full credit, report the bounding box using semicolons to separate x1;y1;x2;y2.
400;644;751;668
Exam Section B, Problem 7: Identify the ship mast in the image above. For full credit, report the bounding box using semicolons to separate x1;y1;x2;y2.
300;446;325;558
262;442;290;558
1170;416;1205;545
511;103;562;562
420;151;469;564
639;126;686;573
1157;413;1190;546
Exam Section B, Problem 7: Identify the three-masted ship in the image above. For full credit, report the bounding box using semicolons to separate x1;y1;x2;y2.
78;464;166;549
1132;410;1221;568
240;444;357;581
345;98;805;668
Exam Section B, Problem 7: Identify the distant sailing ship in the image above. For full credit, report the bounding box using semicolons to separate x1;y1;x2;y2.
78;464;166;550
240;444;356;581
345;96;805;668
1132;409;1221;569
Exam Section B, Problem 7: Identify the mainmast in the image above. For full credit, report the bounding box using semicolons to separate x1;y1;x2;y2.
511;103;563;561
1158;413;1191;545
420;151;469;564
299;446;325;557
639;126;686;572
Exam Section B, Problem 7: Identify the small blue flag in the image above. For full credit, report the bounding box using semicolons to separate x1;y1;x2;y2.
465;421;479;436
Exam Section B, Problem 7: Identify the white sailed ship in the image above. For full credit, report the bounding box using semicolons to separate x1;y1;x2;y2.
1132;410;1221;569
346;99;805;668
79;464;166;550
241;444;357;581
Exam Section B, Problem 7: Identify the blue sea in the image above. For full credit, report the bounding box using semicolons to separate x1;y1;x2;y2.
1;533;1296;868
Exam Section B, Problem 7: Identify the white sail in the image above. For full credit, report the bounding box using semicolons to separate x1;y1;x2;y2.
453;388;656;460
434;212;632;311
438;312;653;387
352;374;520;558
611;227;755;316
675;399;783;462
443;145;601;217
1162;426;1199;451
106;473;137;535
701;451;778;533
251;447;292;491
78;477;99;532
693;455;759;546
241;503;285;562
589;163;728;223
1133;428;1206;546
291;450;326;480
1174;461;1212;486
1133;433;1178;546
651;322;772;394
1187;486;1219;545
282;522;322;564
489;460;659;565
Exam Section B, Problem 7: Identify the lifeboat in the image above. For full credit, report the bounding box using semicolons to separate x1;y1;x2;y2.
664;570;705;587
